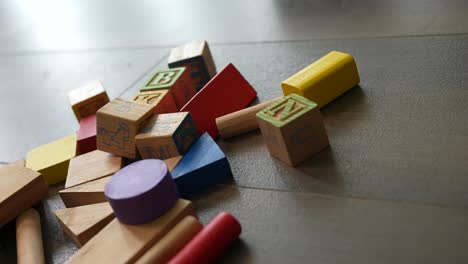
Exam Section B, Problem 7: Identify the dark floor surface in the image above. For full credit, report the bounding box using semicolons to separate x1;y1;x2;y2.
1;1;468;263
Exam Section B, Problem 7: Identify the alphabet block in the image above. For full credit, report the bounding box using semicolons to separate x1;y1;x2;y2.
141;67;197;109
171;133;232;197
77;114;97;154
68;81;109;121
256;94;329;166
26;134;77;185
96;98;153;159
282;51;360;108
133;90;178;114
180;63;257;139
168;40;216;91
136;112;199;160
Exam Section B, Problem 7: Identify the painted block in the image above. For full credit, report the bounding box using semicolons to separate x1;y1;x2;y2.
54;202;115;247
257;94;329;166
68;81;109;121
0;163;48;227
96;98;153;159
168;40;216;91
141;67;197;109
133;90;178;114
65;150;122;189
281;51;360;108
26;134;77;185
66;199;196;264
180;63;257;139
171;133;232;197
77;115;97;154
136;112;199;160
60;176;111;208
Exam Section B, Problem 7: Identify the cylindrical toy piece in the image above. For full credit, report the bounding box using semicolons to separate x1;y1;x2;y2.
16;208;45;264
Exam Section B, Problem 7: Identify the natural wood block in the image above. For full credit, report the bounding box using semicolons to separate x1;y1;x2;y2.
26;134;77;185
66;199;196;264
168;40;216;91
65;150;122;189
164;156;183;172
256;94;329;166
68;81;110;121
136;112;199;159
0;163;48;227
16;208;45;264
54;202;115;247
133;90;178;114
281;51;360;108
59;176;111;208
180;63;257;139
77;114;97;155
141;67;197;109
96;98;153;159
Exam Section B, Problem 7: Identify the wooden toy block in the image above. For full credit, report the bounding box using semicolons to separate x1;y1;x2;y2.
171;133;232;197
256;94;329;166
65;150;122;189
16;209;45;264
77;115;97;155
281;51;360;108
105;160;179;225
216;97;281;139
54;202;115;247
168;212;241;264
66;199;196;264
141;67;197;109
180;63;257;139
68;81;110;121
133;90;178;114
168;40;216;91
164;156;183;172
136;216;203;264
136;112;199;160
60;176;111;208
96;98;153;159
0;163;48;227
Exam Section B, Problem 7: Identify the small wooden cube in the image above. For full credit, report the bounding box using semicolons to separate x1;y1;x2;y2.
68;81;110;121
133;90;178;114
168;40;216;91
141;67;197;109
135;112;199;160
96;98;153;159
77;114;97;155
256;94;329;166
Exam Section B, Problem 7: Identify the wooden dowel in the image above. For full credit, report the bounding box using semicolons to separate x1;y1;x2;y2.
16;208;45;264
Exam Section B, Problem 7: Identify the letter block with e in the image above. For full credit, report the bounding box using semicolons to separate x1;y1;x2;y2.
256;94;329;166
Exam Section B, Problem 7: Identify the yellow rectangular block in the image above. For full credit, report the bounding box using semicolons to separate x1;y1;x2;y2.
26;134;77;185
281;51;360;108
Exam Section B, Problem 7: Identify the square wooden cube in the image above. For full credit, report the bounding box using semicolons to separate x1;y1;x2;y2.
168;40;216;91
135;112;199;159
68;81;109;121
96;98;153;159
77;114;97;155
256;94;329;166
132;90;178;114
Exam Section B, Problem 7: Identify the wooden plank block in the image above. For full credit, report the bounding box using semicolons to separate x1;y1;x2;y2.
168;40;216;91
54;202;115;247
26;134;77;185
180;63;257;139
77;114;97;155
68;81;110;121
136;112;199;159
256;94;329;166
281;51;360;108
66;199;196;264
59;176;111;208
136;216;203;264
16;208;45;264
215;97;281;139
96;98;153;159
65;150;122;189
171;133;232;197
0;163;48;227
141;67;197;109
133;90;178;114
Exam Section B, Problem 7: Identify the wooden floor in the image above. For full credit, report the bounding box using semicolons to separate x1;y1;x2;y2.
1;1;468;263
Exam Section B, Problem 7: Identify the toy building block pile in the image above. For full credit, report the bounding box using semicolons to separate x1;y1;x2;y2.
0;37;360;263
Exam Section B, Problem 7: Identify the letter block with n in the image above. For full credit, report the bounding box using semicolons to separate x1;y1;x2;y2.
256;94;329;166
